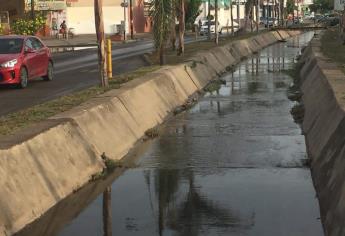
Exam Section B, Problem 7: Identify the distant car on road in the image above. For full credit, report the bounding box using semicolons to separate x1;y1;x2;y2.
199;21;225;35
0;35;53;88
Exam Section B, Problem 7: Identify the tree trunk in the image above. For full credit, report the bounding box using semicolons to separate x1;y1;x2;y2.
31;0;35;20
178;0;185;55
256;0;259;33
237;0;240;31
160;43;165;65
208;0;211;40
215;0;219;45
170;9;176;51
129;0;134;39
231;3;234;35
251;6;254;32
94;0;109;87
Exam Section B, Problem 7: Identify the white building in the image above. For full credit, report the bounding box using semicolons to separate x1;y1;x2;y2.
196;0;249;29
334;0;345;11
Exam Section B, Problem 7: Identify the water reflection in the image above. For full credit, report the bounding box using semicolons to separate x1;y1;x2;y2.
103;187;112;236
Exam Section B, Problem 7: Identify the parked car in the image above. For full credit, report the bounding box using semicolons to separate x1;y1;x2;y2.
199;21;225;35
0;35;53;88
264;17;277;27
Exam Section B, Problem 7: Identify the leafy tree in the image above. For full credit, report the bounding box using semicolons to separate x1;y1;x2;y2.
309;0;334;13
185;0;203;29
286;0;295;14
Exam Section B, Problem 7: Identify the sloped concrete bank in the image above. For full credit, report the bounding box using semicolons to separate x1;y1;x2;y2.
0;30;302;236
299;32;345;236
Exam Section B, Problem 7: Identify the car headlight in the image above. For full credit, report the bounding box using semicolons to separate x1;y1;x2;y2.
1;59;18;68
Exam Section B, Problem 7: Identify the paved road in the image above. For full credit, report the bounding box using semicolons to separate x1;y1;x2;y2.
0;36;205;116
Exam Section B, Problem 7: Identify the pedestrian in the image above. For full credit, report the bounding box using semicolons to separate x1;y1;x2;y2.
60;20;68;39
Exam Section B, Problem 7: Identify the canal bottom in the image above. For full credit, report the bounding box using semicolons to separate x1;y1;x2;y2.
16;32;324;236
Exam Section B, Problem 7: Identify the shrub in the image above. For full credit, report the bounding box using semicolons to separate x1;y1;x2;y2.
11;15;46;35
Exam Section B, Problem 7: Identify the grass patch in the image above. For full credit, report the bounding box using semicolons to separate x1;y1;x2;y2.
0;66;159;137
321;28;345;74
91;153;124;181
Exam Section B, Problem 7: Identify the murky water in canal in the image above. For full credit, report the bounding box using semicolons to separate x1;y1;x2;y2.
16;32;324;236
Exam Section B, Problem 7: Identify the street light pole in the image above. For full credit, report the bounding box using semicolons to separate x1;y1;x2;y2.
94;0;109;87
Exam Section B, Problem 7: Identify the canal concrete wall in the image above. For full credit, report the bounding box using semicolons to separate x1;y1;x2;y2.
0;30;302;236
300;32;345;236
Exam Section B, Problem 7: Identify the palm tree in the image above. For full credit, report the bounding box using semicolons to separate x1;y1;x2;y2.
150;0;174;65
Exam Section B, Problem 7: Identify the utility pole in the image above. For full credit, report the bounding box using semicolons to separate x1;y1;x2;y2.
129;0;134;39
215;0;219;44
237;0;240;31
31;0;35;20
208;0;211;40
231;2;234;35
94;0;109;87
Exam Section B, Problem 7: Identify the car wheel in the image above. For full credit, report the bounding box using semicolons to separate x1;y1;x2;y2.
18;67;28;89
43;61;54;81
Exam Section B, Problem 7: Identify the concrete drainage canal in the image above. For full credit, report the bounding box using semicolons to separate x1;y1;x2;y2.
15;32;324;236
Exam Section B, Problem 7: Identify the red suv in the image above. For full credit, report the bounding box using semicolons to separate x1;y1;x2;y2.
0;35;53;88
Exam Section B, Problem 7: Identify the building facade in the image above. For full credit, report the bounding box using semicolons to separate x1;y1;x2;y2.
0;0;151;35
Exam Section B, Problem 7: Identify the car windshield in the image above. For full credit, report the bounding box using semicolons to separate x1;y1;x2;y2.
0;38;24;54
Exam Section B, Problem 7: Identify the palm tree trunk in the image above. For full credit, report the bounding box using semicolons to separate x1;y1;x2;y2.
31;0;35;20
256;0;259;33
178;0;185;55
215;0;219;45
170;25;176;50
251;6;254;32
160;43;165;65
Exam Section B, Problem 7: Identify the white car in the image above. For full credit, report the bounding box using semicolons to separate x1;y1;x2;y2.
199;21;223;35
199;20;238;35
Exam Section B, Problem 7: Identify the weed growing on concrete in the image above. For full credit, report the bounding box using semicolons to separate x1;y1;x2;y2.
290;103;305;124
90;153;123;181
204;79;226;93
173;97;198;115
145;127;160;139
